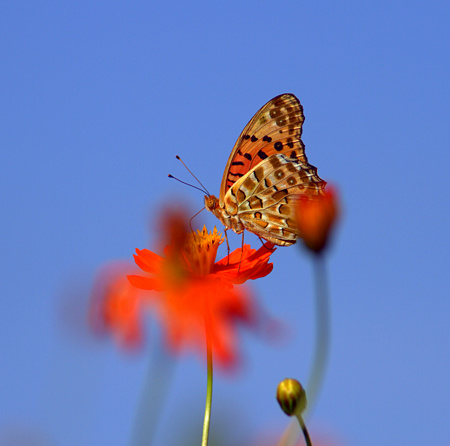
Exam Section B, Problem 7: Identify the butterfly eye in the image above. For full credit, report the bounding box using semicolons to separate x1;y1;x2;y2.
276;117;287;126
204;196;216;210
276;170;284;180
287;177;297;186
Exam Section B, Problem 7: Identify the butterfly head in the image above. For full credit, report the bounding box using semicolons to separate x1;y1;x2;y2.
204;194;219;212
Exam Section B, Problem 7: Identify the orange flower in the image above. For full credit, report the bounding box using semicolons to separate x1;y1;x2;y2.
128;222;276;368
89;262;145;350
294;186;339;254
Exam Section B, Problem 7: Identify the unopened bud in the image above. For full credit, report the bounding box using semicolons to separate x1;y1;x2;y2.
276;378;307;416
294;187;339;254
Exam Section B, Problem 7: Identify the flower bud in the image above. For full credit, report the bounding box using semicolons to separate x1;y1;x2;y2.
294;186;339;254
276;378;307;416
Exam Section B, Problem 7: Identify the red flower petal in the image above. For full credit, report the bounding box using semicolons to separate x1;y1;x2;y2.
133;249;163;274
127;274;162;291
213;243;276;284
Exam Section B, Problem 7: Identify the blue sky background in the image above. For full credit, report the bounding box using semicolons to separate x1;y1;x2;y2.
1;1;449;445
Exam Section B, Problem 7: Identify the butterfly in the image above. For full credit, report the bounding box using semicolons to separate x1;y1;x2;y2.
204;93;326;246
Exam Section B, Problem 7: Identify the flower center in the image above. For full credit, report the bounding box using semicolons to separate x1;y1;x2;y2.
184;226;223;276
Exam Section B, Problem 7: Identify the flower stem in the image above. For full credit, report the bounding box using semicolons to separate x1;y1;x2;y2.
306;254;330;412
295;413;313;446
201;315;213;446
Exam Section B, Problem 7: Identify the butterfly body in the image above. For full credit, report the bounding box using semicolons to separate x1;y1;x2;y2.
205;94;326;246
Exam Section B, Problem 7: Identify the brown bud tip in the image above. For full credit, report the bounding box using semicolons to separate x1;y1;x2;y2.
276;378;307;416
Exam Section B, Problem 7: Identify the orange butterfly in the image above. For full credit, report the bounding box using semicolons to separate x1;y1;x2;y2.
205;94;326;246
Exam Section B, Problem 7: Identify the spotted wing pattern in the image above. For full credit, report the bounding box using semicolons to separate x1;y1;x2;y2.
219;94;308;206
223;154;326;246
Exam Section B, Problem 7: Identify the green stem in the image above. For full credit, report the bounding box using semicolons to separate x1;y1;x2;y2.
295;414;313;446
306;254;330;412
201;315;213;446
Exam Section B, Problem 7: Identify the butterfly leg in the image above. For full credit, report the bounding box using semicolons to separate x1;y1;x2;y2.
224;229;230;265
189;207;205;233
257;236;272;251
238;231;245;273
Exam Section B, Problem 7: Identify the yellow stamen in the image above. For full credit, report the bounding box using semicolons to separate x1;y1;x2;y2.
185;226;223;275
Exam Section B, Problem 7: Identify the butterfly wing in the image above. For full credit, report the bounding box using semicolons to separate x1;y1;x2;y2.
223;153;326;246
219;93;309;206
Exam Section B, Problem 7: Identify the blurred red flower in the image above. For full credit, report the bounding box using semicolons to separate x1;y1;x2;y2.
90;208;276;368
89;262;146;349
128;213;276;368
294;186;339;254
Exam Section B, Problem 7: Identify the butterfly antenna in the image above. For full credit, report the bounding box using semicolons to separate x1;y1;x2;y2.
189;207;205;233
175;155;211;196
168;174;208;194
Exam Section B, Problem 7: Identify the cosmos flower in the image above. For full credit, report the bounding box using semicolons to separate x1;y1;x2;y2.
294;187;339;254
127;210;276;368
89;262;146;349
